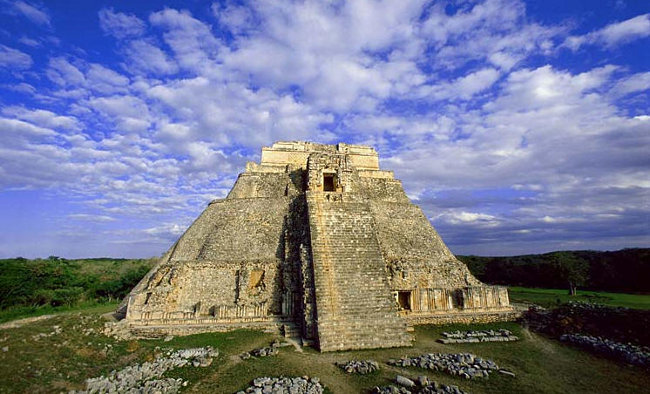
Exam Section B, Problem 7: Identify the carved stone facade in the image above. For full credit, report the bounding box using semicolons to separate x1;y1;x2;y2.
119;141;513;351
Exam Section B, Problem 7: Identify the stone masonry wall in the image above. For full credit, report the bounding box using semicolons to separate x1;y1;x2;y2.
125;174;297;326
356;177;410;203
126;257;285;317
169;197;289;263
370;200;481;289
122;141;513;344
228;171;305;199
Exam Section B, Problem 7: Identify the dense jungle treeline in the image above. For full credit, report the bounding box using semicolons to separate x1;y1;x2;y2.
458;248;650;293
0;257;155;319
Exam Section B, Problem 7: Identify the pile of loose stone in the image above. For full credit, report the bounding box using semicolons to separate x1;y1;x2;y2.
236;376;323;394
74;346;218;393
239;346;279;360
438;329;518;344
373;375;467;394
560;334;650;367
388;353;504;379
239;340;284;360
336;359;380;374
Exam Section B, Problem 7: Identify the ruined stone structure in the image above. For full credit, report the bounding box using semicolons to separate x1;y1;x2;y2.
119;142;513;351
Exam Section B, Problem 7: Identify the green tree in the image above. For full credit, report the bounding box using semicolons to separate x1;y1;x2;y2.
551;252;589;296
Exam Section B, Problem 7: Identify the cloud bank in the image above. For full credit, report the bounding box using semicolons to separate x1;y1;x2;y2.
0;0;648;258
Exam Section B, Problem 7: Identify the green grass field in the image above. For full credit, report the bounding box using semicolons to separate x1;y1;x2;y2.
0;303;648;393
508;287;650;309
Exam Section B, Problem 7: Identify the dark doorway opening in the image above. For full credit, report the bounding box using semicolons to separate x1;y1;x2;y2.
398;291;411;311
323;174;336;191
452;289;463;308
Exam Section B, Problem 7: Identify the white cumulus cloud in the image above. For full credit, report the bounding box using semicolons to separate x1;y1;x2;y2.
564;13;650;50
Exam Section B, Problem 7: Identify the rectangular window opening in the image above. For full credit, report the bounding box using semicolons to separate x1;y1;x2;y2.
323;174;336;191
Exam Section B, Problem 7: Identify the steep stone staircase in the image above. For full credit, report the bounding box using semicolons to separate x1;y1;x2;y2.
306;192;411;351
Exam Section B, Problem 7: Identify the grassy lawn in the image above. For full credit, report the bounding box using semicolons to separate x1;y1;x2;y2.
0;307;648;394
508;287;650;309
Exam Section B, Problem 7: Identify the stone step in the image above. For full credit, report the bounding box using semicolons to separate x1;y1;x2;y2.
318;332;411;346
306;195;411;352
282;323;301;338
318;330;411;342
316;321;409;332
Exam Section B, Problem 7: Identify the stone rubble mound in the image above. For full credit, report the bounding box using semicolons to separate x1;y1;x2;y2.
373;375;467;394
438;329;518;344
560;333;650;367
239;341;282;360
236;376;324;394
73;346;218;393
525;301;650;347
388;353;500;379
336;359;380;374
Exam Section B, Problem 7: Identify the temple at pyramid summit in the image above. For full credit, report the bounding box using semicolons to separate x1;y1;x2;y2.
118;141;513;351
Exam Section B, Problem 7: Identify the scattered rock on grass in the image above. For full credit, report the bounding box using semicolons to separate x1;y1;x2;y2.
396;375;415;387
31;325;63;341
239;346;278;359
374;375;467;394
73;346;218;394
336;359;379;374
438;329;518;344
236;376;324;394
560;333;650;367
251;346;278;357
388;353;499;379
240;341;283;360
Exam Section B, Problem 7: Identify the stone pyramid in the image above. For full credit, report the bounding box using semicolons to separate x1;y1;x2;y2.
119;141;513;351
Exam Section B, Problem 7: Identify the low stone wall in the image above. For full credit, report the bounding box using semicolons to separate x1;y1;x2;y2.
107;319;286;339
560;333;650;367
405;309;521;326
525;302;650;346
438;329;519;344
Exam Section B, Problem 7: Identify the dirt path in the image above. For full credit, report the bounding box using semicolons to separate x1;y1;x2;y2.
0;314;55;330
521;327;556;355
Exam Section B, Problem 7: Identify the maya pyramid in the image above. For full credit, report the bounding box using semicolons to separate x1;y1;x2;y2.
118;141;513;351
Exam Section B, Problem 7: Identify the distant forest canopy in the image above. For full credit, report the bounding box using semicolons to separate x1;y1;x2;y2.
458;248;650;293
0;257;155;314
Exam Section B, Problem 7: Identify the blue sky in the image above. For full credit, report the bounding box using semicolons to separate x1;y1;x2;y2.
0;0;648;258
